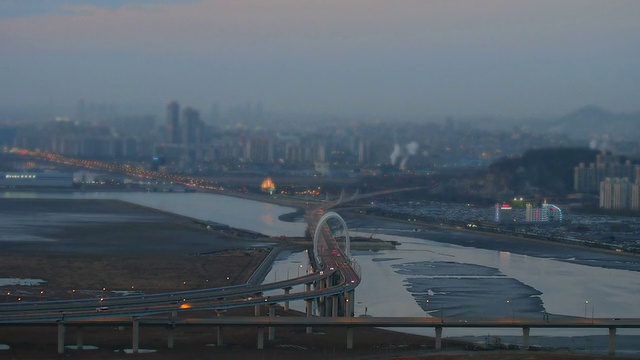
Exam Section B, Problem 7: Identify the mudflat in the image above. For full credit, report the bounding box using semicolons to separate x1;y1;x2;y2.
1;198;635;360
0;198;271;300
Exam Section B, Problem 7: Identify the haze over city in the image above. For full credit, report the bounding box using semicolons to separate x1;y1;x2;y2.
2;0;639;120
4;2;640;358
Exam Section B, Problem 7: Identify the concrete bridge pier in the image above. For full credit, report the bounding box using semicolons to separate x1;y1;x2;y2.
254;293;263;317
216;310;224;346
522;327;530;349
345;290;355;317
317;280;326;317
76;326;83;350
268;305;276;340
346;327;354;349
57;322;65;354
609;327;616;355
337;293;345;316
323;294;334;317
132;317;139;354
305;299;313;334
434;327;443;350
167;325;174;349
318;296;326;317
332;296;339;317
257;327;264;349
283;287;292;311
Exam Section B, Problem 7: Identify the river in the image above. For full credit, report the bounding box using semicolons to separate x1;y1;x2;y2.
2;190;639;354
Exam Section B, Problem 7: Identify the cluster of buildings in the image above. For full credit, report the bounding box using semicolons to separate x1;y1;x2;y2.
494;201;563;223
5;100;581;176
159;102;338;173
574;153;640;211
599;178;640;211
11;116;155;159
7;99;640;216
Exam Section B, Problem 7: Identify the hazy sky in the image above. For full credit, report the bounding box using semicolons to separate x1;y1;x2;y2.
1;0;639;118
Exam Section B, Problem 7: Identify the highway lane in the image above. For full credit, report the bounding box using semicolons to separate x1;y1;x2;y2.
0;240;353;323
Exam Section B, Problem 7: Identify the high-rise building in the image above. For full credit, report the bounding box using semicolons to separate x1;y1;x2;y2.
245;136;273;163
600;177;633;210
574;153;638;193
181;107;201;146
182;107;204;163
631;181;640;211
166;101;180;144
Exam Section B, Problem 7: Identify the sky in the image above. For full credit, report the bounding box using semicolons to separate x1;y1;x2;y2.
1;0;639;119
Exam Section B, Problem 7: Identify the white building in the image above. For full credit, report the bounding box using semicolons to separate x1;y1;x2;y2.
525;202;563;222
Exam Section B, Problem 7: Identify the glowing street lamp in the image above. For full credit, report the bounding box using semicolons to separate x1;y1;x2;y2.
584;300;589;318
5;291;10;302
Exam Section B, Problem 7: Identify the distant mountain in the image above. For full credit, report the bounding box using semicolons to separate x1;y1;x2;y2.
546;106;640;141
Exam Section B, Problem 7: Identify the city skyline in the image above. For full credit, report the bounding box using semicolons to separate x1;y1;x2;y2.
2;0;639;119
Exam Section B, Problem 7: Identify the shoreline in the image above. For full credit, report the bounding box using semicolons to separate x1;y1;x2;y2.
193;188;640;260
390;213;640;260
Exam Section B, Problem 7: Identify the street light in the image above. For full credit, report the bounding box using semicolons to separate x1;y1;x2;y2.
71;289;76;300
5;291;10;302
425;299;429;317
298;264;303;277
584;300;589;318
39;290;44;301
